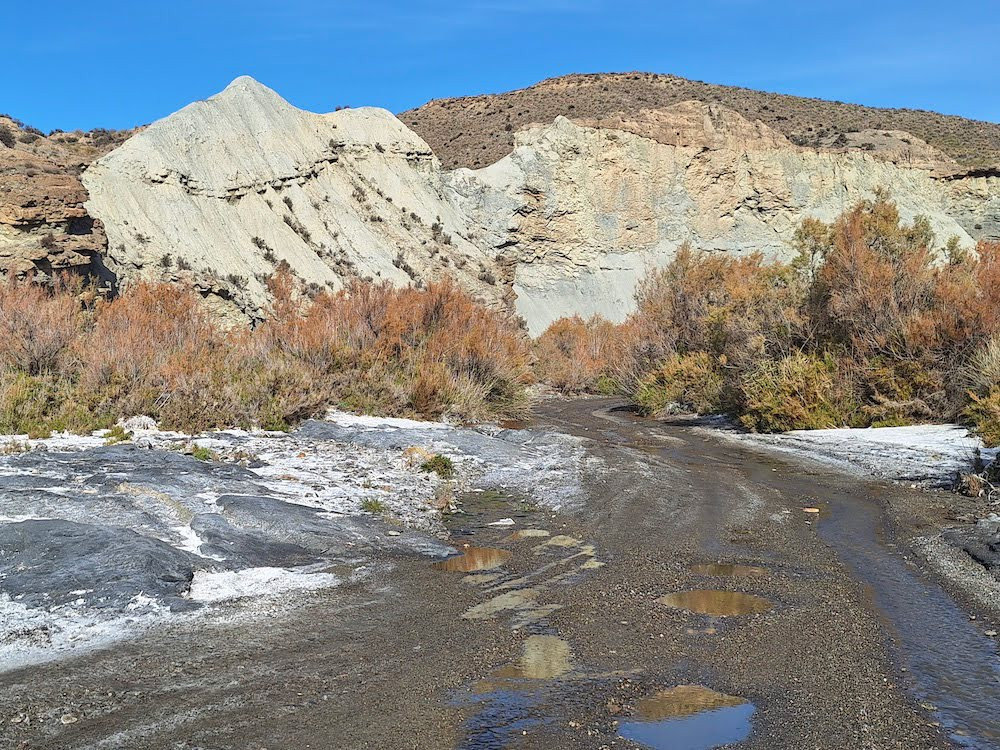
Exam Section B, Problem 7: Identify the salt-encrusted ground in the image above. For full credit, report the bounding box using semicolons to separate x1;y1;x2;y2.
729;423;998;488
0;411;590;670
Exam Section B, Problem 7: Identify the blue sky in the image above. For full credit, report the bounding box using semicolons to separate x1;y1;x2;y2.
8;0;999;132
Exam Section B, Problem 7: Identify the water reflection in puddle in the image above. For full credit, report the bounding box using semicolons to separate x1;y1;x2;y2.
689;563;767;577
657;590;771;616
502;528;551;542
456;688;545;749
494;635;572;680
433;547;512;572
619;685;754;750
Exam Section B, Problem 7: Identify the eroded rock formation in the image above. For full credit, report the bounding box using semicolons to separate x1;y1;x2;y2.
82;78;503;321
450;106;1000;332
5;76;994;334
0;116;130;282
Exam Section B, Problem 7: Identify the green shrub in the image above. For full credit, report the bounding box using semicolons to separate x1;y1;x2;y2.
0;373;97;437
963;388;1000;447
190;445;216;461
104;424;132;445
420;454;455;479
738;353;858;432
633;352;726;416
360;497;386;514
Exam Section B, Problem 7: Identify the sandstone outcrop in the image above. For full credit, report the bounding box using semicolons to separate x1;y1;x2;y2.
450;107;1000;333
0;116;132;282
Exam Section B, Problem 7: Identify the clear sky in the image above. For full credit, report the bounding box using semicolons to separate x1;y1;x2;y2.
7;0;999;132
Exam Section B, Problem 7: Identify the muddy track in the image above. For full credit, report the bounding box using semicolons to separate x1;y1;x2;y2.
3;398;999;749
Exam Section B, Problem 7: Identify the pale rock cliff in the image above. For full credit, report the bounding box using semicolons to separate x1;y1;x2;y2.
83;78;501;321
450;105;999;333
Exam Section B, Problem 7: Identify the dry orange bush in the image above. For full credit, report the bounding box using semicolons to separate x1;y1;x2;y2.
533;315;631;393
0;274;532;436
0;275;83;375
611;195;1000;435
256;274;532;421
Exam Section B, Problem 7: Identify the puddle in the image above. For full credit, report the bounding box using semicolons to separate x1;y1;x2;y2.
433;547;512;573
689;563;767;577
455;687;546;749
657;590;771;616
818;489;1000;747
463;587;562;626
533;535;581;553
619;685;754;750
502;529;551;542
463;588;539;619
495;635;572;680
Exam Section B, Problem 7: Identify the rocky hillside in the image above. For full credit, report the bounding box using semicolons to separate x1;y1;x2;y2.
76;78;1000;334
402;72;1000;171
3;74;999;334
448;104;998;333
0;116;133;281
83;78;502;321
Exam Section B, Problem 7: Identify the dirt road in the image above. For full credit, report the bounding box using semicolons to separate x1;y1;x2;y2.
3;399;999;750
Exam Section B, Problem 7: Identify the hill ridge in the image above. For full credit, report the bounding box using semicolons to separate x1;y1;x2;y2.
402;71;1000;171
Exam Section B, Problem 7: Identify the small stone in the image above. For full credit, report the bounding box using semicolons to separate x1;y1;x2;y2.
60;714;79;725
802;507;821;513
985;630;997;637
387;530;401;536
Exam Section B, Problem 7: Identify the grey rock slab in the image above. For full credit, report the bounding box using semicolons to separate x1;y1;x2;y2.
0;520;208;610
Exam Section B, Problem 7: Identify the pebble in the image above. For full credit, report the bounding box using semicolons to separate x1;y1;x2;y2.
387;530;401;536
60;714;79;725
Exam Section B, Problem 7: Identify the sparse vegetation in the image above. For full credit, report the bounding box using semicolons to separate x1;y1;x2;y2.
191;445;217;461
405;72;1000;170
360;497;386;514
104;424;132;445
283;214;311;243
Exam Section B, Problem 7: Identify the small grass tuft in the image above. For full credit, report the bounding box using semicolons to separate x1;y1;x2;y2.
420;454;455;479
104;424;132;445
191;445;217;462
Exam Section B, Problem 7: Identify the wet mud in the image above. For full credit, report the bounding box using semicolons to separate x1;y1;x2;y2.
3;398;998;749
